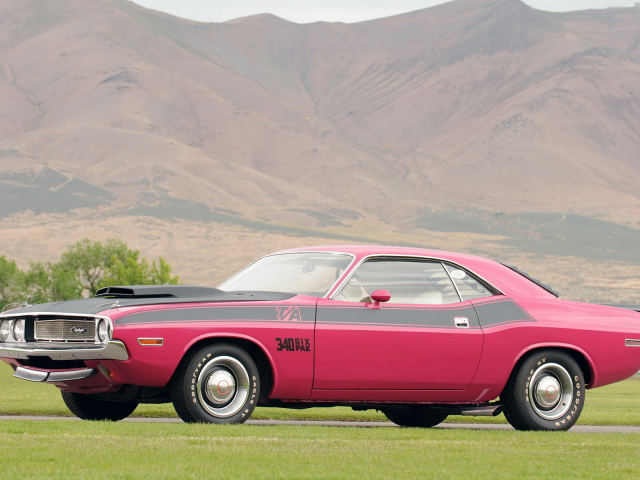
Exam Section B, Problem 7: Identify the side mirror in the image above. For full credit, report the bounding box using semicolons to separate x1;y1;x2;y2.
367;290;391;309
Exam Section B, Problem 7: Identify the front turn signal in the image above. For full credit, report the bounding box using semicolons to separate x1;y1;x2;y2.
138;338;164;346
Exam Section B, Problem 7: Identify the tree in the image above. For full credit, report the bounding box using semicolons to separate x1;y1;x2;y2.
60;238;180;296
24;261;82;305
0;256;25;311
149;257;178;285
1;239;180;305
100;255;179;289
58;239;136;296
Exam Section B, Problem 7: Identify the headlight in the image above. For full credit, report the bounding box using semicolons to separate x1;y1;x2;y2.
97;320;109;343
13;319;25;342
0;320;10;341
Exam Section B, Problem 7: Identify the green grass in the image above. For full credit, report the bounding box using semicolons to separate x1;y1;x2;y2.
1;362;639;425
1;364;639;479
0;421;639;479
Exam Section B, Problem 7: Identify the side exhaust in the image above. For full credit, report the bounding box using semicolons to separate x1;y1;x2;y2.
460;405;503;416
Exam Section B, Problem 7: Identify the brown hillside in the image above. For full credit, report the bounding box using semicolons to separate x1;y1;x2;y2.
0;0;639;300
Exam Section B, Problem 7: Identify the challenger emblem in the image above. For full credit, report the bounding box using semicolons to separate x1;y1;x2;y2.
70;327;86;333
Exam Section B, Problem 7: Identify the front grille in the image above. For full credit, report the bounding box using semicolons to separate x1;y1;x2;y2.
34;319;96;342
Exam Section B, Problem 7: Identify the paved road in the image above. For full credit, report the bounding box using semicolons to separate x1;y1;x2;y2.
0;415;638;433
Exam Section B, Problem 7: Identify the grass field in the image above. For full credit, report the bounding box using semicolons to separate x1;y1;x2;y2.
1;362;639;425
1;421;639;479
1;364;639;479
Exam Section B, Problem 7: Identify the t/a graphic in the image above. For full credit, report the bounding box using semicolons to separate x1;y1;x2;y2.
276;307;302;322
276;338;311;352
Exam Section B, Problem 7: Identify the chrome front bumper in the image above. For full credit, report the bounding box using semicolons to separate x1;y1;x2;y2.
14;366;98;383
0;340;129;361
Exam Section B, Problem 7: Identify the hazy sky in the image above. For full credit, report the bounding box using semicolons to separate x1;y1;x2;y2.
130;0;638;23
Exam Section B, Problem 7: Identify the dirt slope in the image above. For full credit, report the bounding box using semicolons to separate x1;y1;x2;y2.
1;0;639;300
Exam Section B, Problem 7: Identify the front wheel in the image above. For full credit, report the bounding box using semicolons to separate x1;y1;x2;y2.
171;343;260;424
384;407;448;427
502;349;585;431
61;391;138;421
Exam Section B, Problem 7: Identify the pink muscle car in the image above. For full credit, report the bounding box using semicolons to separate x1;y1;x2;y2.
1;245;639;431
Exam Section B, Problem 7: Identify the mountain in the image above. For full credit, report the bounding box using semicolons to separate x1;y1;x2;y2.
1;0;639;302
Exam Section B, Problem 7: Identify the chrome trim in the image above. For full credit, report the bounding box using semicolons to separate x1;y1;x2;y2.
0;312;114;345
329;254;504;300
442;264;464;302
0;311;111;320
625;339;640;347
196;356;250;418
48;368;98;382
12;319;25;342
205;369;236;405
2;302;30;313
218;251;357;299
528;362;573;421
0;340;129;361
14;366;49;382
534;375;562;409
0;318;9;341
13;366;98;383
35;319;96;342
89;300;121;314
454;317;469;328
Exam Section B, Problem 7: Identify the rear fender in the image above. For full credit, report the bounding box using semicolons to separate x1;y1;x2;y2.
513;343;597;387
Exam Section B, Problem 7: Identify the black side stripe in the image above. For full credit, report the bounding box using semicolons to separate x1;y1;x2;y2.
472;299;535;328
116;305;315;325
114;299;534;329
317;321;481;330
317;305;481;329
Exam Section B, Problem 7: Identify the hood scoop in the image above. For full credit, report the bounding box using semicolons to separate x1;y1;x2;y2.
95;285;223;298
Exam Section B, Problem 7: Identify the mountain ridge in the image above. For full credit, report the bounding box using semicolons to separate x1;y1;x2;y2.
1;0;640;300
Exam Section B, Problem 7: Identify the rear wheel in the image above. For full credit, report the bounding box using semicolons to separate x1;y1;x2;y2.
502;349;585;431
61;391;138;421
384;407;448;427
171;343;260;424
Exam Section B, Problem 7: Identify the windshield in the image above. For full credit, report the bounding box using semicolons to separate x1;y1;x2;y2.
219;252;354;297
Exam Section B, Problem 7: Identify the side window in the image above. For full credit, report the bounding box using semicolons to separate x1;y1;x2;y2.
444;264;493;301
336;260;461;305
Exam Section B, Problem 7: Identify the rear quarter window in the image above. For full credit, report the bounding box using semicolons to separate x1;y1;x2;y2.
443;264;494;301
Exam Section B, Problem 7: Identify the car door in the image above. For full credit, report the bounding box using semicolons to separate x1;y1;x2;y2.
313;258;485;392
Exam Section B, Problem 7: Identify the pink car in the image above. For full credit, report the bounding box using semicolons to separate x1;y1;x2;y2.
1;245;639;431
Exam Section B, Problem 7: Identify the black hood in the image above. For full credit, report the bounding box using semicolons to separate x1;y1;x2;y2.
1;289;296;316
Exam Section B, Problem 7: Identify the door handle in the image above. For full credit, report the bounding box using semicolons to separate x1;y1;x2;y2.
454;317;469;328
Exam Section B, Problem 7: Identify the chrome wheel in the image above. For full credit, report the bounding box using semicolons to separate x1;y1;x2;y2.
196;356;250;418
503;350;585;431
528;362;573;421
172;343;260;424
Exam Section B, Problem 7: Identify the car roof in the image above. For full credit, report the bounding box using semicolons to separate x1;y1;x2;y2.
277;245;492;264
273;245;557;299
